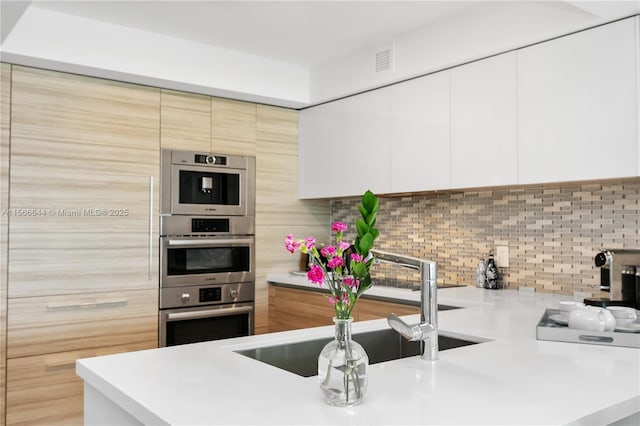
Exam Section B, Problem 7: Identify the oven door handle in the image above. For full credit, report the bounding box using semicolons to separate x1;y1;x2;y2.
167;238;254;246
165;306;253;321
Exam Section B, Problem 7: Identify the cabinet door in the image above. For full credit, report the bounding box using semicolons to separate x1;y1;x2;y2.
6;341;154;425
517;18;637;184
391;72;450;192
299;88;391;198
211;98;256;156
160;89;211;151
450;52;518;188
7;289;158;358
268;286;334;332
356;298;419;322
9;66;159;297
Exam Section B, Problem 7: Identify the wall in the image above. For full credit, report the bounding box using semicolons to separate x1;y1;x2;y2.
331;179;640;296
1;7;310;108
310;4;640;103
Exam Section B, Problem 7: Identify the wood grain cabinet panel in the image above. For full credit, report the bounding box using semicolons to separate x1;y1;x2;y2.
8;66;160;298
268;285;419;331
268;286;335;332
7;288;158;358
211;98;256;156
356;298;419;321
4;66;161;424
160;89;211;151
5;341;154;426
1;61;11;426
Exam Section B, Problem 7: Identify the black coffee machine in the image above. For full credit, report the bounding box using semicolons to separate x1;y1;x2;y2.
585;249;640;308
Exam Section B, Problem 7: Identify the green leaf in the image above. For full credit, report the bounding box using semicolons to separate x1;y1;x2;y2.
351;262;367;277
366;212;376;226
358;232;373;253
362;190;377;212
357;204;367;218
355;218;367;237
370;228;380;240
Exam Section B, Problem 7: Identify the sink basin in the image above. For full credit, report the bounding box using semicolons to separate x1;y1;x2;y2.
236;328;477;377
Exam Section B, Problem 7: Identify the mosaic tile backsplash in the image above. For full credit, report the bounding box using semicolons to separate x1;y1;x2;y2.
331;179;640;296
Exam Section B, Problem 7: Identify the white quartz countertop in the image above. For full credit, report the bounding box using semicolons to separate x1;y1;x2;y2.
77;276;640;425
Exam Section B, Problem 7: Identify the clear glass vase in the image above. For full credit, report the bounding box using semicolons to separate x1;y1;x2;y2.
318;317;369;407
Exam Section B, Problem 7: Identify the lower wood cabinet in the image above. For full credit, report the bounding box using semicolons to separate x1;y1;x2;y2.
268;286;334;332
5;341;155;426
356;298;420;321
7;289;158;358
268;285;420;332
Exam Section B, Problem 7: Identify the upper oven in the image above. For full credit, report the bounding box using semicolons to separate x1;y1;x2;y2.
160;148;255;217
160;215;255;288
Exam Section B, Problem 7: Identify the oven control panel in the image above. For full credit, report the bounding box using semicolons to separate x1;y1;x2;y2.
160;283;254;309
199;287;221;303
192;218;230;233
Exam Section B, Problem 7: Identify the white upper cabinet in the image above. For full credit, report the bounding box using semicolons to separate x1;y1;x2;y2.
298;17;639;199
450;52;518;189
299;88;391;199
390;71;450;192
517;17;638;184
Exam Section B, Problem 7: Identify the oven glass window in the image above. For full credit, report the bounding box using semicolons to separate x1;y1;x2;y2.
167;246;250;276
166;313;250;346
179;170;240;205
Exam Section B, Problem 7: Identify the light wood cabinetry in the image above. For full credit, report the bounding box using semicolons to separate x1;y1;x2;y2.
517;17;638;184
5;341;153;426
268;286;334;332
1;62;11;426
0;64;317;423
390;71;450;192
160;91;258;156
268;285;419;332
257;106;330;334
160;89;211;151
356;298;419;321
7;289;158;358
212;98;256;156
450;52;518;189
5;66;160;425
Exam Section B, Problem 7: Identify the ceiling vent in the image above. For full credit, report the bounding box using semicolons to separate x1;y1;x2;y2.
375;46;394;74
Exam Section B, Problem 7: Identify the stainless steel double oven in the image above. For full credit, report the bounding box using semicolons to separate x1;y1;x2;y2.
159;149;256;347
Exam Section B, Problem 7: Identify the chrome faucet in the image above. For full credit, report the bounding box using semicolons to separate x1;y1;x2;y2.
371;250;438;361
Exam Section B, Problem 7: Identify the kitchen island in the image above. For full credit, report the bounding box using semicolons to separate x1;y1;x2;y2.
76;281;640;425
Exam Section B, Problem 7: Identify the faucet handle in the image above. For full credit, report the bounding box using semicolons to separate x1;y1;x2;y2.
387;313;422;341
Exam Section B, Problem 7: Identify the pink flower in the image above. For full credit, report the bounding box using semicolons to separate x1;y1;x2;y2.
320;246;336;258
304;237;316;250
351;253;363;263
328;296;336;306
331;222;347;232
338;241;351;251
327;257;344;269
284;235;302;253
307;265;324;284
343;277;359;288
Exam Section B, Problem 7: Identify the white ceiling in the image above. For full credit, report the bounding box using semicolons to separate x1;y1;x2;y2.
1;1;639;107
27;0;481;67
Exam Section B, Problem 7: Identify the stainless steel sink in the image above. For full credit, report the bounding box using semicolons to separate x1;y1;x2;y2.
236;328;477;377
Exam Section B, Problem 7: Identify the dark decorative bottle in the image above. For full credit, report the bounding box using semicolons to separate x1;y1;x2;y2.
485;252;499;289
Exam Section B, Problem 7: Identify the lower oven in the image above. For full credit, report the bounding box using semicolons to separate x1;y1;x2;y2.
159;215;255;347
159;283;254;347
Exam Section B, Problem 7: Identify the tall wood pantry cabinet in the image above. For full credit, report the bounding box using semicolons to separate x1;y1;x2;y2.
5;66;159;425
